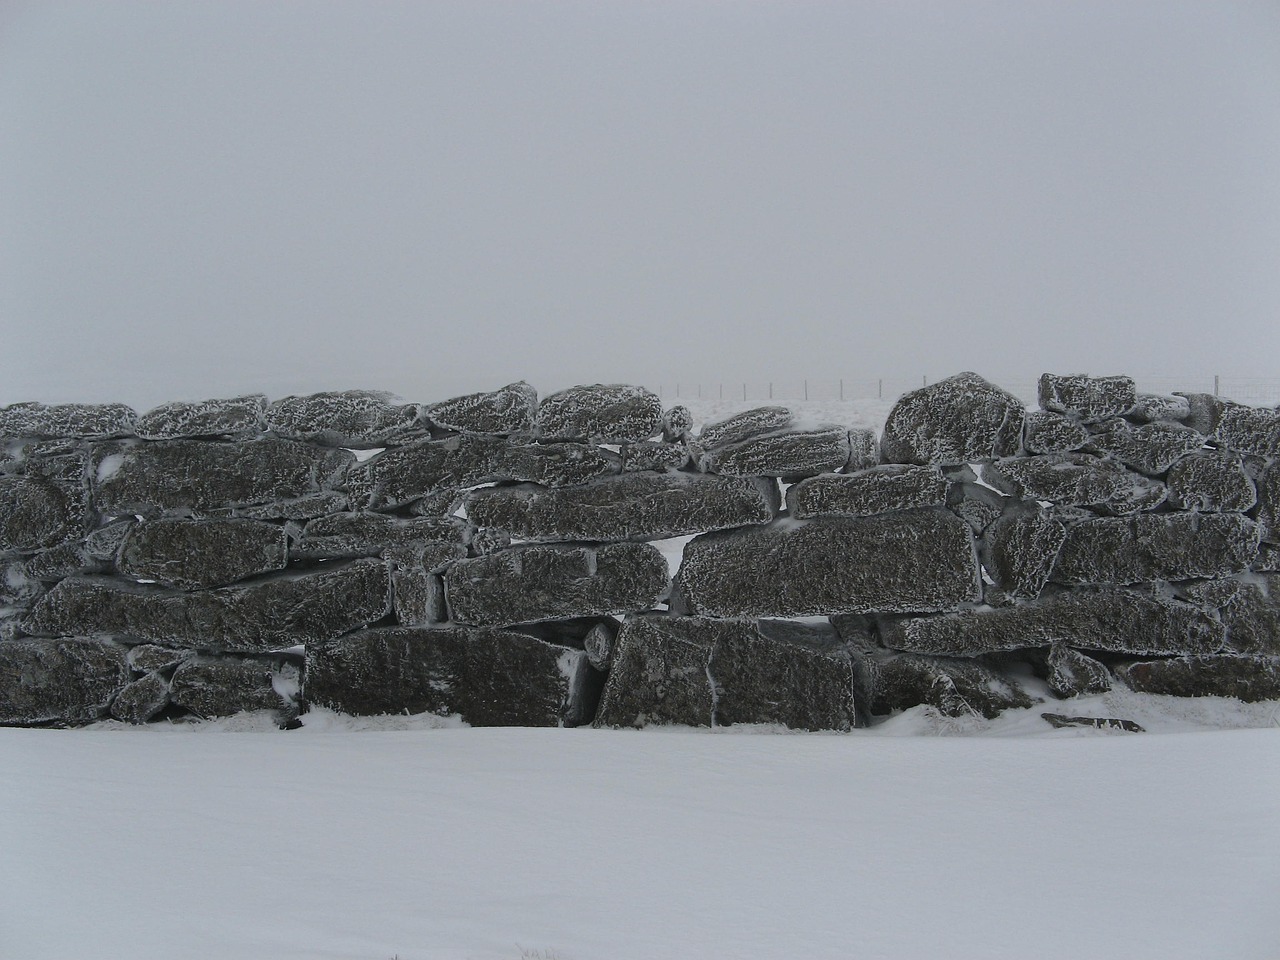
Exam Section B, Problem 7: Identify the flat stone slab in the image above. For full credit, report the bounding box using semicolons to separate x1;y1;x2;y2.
265;390;423;448
699;428;852;479
1041;713;1142;732
1130;393;1191;424
290;512;469;559
22;559;390;652
445;542;669;627
697;407;795;448
880;372;1025;466
1165;452;1257;513
1117;655;1280;702
788;465;947;519
1050;513;1259;585
464;472;778;542
594;616;858;730
866;654;1032;719
880;588;1225;657
675;508;980;618
1022;411;1090;454
535;384;663;443
0;637;131;726
1180;575;1280;656
982;454;1167;513
620;440;690;472
136;395;267;440
1083;420;1206;475
425;381;537;435
305;625;603;726
0;402;138;439
117;518;288;589
94;439;353;516
1038;374;1137;421
110;671;172;724
1213;404;1280;459
171;656;297;719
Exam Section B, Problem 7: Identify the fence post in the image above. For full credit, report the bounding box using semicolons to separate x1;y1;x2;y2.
719;383;723;400
922;375;927;387
769;382;773;399
743;383;747;401
878;378;882;399
1214;375;1220;397
804;379;808;401
839;378;844;401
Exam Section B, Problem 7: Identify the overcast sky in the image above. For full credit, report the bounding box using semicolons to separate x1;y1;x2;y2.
2;1;1278;409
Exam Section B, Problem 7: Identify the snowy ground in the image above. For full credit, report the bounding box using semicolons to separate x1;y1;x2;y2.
4;395;1279;959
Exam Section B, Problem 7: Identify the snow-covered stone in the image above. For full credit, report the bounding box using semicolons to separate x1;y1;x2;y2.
982;453;1167;513
979;503;1066;599
1181;575;1280;656
424;381;537;435
390;566;446;625
0;476;78;553
1117;655;1280;702
0;560;44;605
1038;374;1136;421
1174;392;1227;435
620;440;690;472
1259;461;1280;544
1022;411;1089;454
864;654;1032;719
697;406;793;449
265;390;423;448
1050;513;1259;585
289;512;469;560
228;491;350;521
1129;393;1191;424
109;671;171;724
0;402;138;439
126;644;193;674
1083;419;1205;476
583;621;615;670
21;542;105;582
82;519;136;561
170;657;297;719
662;405;694;441
535;384;663;443
699;427;852;479
1165;452;1257;512
0;637;131;725
1213;404;1280;459
1043;644;1112;697
136;395;266;440
787;465;947;519
880;373;1024;466
945;481;1009;534
117;518;287;589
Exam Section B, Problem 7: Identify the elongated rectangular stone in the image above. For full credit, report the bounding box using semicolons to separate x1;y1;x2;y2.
117;517;287;589
290;512;469;559
787;465;947;519
0;637;131;726
1050;513;1259;585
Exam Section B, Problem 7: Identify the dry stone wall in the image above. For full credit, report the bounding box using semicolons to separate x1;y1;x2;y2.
3;375;1280;730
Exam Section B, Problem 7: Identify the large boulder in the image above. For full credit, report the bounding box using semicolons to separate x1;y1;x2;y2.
265;390;423;448
444;542;668;626
1050;513;1259;585
675;508;980;618
135;395;267;440
170;656;298;719
535;384;663;443
22;559;390;652
698;428;853;479
1117;655;1280;702
1038;374;1137;421
864;654;1033;719
425;381;537;436
289;512;469;559
0;637;131;725
94;439;353;516
464;472;778;542
0;402;138;439
593;616;858;730
788;465;947;519
982;454;1167;513
305;625;603;726
0;476;77;552
879;588;1224;657
880;373;1025;466
1165;452;1257;512
1212;404;1280;459
116;518;288;589
1021;411;1090;454
1082;419;1206;476
978;503;1067;600
697;406;794;448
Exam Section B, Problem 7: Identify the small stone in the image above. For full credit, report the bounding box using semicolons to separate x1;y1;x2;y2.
847;429;879;470
136;395;267;440
865;654;1032;719
697;406;794;448
391;566;447;625
621;440;690;472
583;621;616;670
1051;513;1259;585
21;542;104;582
126;644;194;673
117;518;288;589
1117;655;1280;702
1129;393;1191;424
82;519;136;561
0;477;75;553
0;561;44;605
0;637;131;725
788;465;947;519
424;381;537;435
699;428;852;479
982;454;1167;513
1165;452;1257;512
230;491;351;521
265;390;423;448
1038;374;1137;421
109;671;171;724
1022;411;1090;454
979;503;1067;599
1044;644;1112;697
0;402;138;440
535;384;663;443
170;656;296;718
1213;404;1280;459
880;372;1025;466
384;541;468;573
1083;419;1206;476
290;512;469;560
1041;713;1142;732
662;406;694;441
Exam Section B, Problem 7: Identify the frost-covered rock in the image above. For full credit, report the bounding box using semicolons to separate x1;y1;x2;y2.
880;373;1024;466
424;381;537;435
445;542;668;627
1129;393;1191;424
979;503;1066;600
289;512;469;560
228;491;350;521
535;384;663;443
945;481;1009;535
593;616;858;730
1213;404;1280;459
390;566;446;625
94;439;352;516
1043;644;1112;697
620;440;690;472
662;405;694;441
1083;419;1205;476
21;542;106;582
879;588;1224;657
22;559;390;652
0;560;44;605
171;657;297;719
1181;575;1280;656
982;454;1167;513
1041;713;1142;732
1050;513;1259;585
1258;461;1280;543
126;643;194;674
0;402;138;440
1165;452;1257;512
697;406;794;449
863;655;1032;719
676;508;979;618
1022;411;1090;454
1038;374;1136;421
265;390;423;448
109;671;171;724
0;476;78;553
305;625;603;726
583;621;616;670
82;519;136;561
1117;655;1280;702
0;637;131;726
117;518;287;589
135;395;266;440
699;427;852;479
464;472;778;542
787;465;947;519
1174;392;1227;435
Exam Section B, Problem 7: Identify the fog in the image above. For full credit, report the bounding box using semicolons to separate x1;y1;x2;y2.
2;1;1278;409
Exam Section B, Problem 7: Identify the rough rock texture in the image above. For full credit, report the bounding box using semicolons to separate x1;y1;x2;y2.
289;512;469;559
982;454;1167;513
305;625;602;726
788;465;947;519
0;637;131;725
424;381;537;435
1117;655;1280;702
1213;404;1280;459
22;559;390;652
535;384;663;443
82;519;136;561
1175;392;1227;435
1041;713;1142;732
1050;513;1259;585
95;439;353;516
846;429;880;471
1163;452;1256;513
230;491;350;521
126;644;194;673
1130;393;1191;424
0;402;138;439
662;405;694;441
136;395;267;440
697;428;852;480
1044;644;1113;697
697;406;794;449
676;509;979;618
265;390;422;448
620;441;690;472
390;567;446;625
879;588;1225;657
1259;461;1280;543
109;671;171;724
946;481;1009;534
170;657;296;718
1022;411;1090;454
464;472;778;543
865;655;1033;719
0;561;44;605
880;373;1024;466
1038;374;1137;421
583;621;615;670
1083;420;1206;475
979;504;1067;599
0;477;77;553
594;616;858;730
117;518;288;589
1182;575;1280;656
22;543;107;582
445;542;669;627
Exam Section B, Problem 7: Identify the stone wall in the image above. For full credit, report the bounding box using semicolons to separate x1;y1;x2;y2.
2;374;1278;730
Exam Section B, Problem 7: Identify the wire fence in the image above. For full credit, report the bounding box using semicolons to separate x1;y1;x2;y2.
654;376;1280;406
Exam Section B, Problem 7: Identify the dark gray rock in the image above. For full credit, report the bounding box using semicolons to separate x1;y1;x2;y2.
290;512;469;560
697;406;793;448
0;402;138;440
621;441;690;472
1257;543;1280;572
391;566;446;625
464;472;778;542
979;503;1067;599
22;559;390;652
866;655;1032;719
583;621;616;670
117;518;288;589
94;439;353;516
445;542;668;627
946;481;1010;534
1259;461;1280;544
1165;452;1257;512
265;390;422;448
1038;374;1136;421
0;476;76;553
136;395;267;440
847;428;880;471
1083;419;1206;476
1044;644;1112;697
0;560;44;605
425;381;537;435
230;491;350;521
1041;713;1142;732
1051;513;1259;585
305;625;603;726
1130;393;1191;424
788;465;947;519
880;373;1024;466
982;454;1167;513
21;542;106;582
535;384;663;443
676;508;979;618
594;616;858;730
109;671;171;724
1175;393;1228;435
662;405;694;441
171;657;297;719
1182;575;1280;656
1213;404;1280;459
1022;411;1090;454
384;541;469;573
1117;655;1280;702
880;588;1224;657
126;644;194;674
0;637;131;725
82;519;136;561
699;428;852;479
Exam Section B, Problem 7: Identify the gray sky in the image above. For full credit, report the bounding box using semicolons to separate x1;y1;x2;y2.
2;1;1278;409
